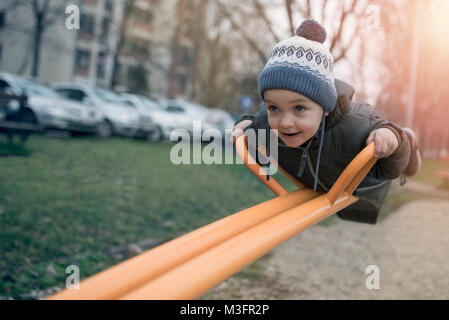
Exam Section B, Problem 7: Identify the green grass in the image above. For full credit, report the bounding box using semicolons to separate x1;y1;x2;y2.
0;135;281;298
1;135;444;298
409;158;449;189
0;136;31;157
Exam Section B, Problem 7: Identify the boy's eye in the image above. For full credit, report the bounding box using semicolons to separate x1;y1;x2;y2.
295;105;305;112
268;105;278;112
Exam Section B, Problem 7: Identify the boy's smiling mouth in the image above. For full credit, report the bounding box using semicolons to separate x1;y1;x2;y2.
279;131;302;143
280;131;301;137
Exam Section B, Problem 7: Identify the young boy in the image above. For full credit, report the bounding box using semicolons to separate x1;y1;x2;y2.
232;19;422;224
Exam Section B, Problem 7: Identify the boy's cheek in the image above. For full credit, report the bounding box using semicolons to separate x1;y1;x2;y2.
267;118;277;130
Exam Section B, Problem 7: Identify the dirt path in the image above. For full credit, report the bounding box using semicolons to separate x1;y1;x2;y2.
202;199;449;299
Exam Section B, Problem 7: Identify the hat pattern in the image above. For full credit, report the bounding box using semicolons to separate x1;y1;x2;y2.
258;20;337;113
267;44;334;88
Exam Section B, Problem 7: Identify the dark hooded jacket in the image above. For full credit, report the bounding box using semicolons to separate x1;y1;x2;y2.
235;79;410;224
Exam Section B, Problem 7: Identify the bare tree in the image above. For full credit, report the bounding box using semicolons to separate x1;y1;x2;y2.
1;0;70;77
215;0;377;65
188;0;380;113
111;0;137;90
169;0;186;98
191;0;208;102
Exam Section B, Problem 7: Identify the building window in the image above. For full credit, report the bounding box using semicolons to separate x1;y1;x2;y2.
134;9;153;25
0;11;5;29
85;0;99;8
127;65;149;94
104;0;114;13
97;52;107;79
100;17;110;41
80;14;95;40
179;46;191;65
127;39;150;61
177;74;186;92
75;49;91;76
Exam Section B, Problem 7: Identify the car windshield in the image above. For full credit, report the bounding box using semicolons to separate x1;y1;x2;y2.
14;78;60;98
162;100;201;114
192;103;209;112
138;96;164;111
93;88;124;104
176;100;208;113
119;98;137;109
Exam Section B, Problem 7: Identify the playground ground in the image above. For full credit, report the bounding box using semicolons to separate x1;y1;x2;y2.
202;197;449;300
1;135;448;299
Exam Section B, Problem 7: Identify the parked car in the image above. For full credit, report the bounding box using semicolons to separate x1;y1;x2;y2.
98;89;157;140
160;99;211;137
0;73;103;135
203;108;236;142
0;75;23;122
52;83;141;137
120;93;182;142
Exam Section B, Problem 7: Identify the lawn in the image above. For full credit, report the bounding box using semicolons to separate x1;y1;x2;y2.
409;158;449;189
1;134;442;299
1;135;289;298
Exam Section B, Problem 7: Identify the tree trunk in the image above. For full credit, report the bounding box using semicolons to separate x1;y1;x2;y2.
169;0;185;99
32;18;43;77
111;0;136;90
191;0;207;103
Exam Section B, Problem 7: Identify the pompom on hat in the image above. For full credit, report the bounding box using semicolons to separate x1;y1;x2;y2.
258;19;337;113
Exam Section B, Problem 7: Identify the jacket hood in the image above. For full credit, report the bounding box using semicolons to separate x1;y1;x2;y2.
334;78;355;102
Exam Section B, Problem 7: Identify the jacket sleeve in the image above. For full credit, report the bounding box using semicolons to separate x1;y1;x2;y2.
354;102;410;180
374;123;410;180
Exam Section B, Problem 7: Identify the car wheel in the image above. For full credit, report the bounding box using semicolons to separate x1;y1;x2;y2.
97;120;113;138
19;108;37;124
149;126;163;142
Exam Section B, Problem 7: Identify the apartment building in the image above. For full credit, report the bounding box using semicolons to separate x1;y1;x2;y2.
0;0;205;98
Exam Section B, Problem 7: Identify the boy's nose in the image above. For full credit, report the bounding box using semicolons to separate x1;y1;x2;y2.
279;116;294;129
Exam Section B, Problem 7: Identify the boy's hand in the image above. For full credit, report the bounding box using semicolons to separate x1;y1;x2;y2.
231;120;253;144
366;127;399;159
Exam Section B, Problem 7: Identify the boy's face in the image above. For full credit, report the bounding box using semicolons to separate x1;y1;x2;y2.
264;89;329;148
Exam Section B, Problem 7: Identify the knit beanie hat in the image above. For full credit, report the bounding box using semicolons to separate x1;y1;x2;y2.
258;19;337;113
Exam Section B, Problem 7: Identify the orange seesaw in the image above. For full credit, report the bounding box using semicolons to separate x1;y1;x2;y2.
48;135;377;300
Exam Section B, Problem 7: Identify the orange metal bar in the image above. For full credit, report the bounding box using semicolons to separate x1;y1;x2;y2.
235;135;289;196
48;189;320;300
326;143;376;203
236;135;376;200
120;192;358;300
256;144;306;190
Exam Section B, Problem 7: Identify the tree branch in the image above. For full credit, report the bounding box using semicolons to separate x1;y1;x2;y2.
320;0;329;26
285;0;295;36
333;0;374;63
252;0;282;43
216;1;268;64
329;0;358;54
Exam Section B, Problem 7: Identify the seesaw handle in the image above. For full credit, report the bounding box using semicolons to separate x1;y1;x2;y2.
326;142;377;203
235;135;377;203
235;135;288;196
